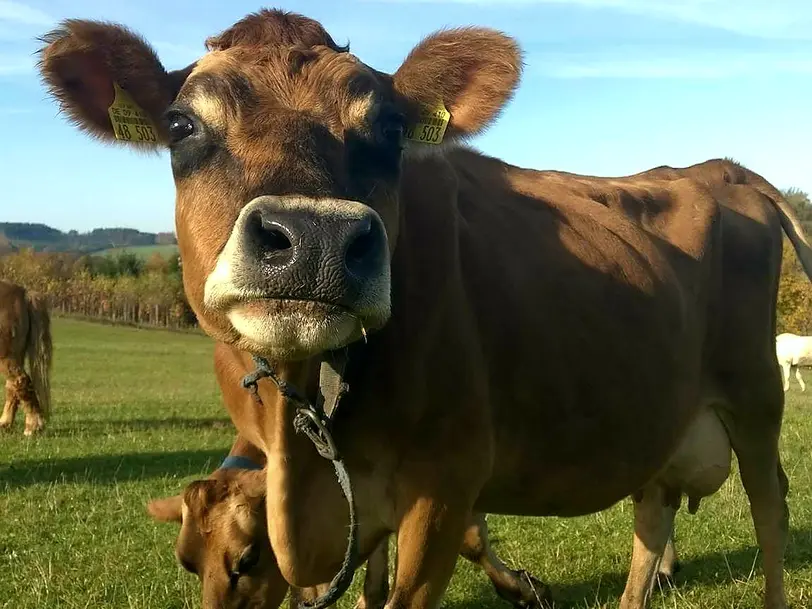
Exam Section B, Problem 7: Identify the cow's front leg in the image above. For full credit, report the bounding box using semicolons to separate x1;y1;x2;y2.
385;496;472;609
620;485;676;609
794;366;806;392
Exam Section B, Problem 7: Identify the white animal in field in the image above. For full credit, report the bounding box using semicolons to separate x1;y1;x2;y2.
775;332;812;392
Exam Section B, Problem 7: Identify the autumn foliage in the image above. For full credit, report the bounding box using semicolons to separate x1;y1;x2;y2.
0;249;196;329
777;239;812;335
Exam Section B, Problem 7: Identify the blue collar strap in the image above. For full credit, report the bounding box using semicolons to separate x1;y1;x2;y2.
219;455;263;471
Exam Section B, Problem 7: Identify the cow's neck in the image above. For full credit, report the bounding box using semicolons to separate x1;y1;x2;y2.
258;358;347;586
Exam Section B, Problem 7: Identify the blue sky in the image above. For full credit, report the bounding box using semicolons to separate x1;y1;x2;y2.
2;0;811;233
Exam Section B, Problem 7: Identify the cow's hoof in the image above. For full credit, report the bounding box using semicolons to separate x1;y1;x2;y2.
656;560;680;589
514;569;554;608
23;424;44;437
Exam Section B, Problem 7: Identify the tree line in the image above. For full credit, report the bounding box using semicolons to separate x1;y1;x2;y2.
0;249;197;330
2;186;812;334
0;222;176;253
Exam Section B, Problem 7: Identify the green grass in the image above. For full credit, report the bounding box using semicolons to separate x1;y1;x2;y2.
1;318;811;608
98;244;179;259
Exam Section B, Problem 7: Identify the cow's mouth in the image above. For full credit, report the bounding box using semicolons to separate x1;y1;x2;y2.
226;297;368;361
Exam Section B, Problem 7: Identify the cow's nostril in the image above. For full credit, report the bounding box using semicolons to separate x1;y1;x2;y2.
247;210;294;259
345;220;379;277
262;227;292;253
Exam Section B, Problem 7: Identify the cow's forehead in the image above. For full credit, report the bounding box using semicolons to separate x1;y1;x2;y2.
177;47;382;119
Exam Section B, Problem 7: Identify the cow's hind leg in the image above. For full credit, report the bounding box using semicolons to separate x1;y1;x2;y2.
723;377;789;609
793;366;805;392
1;360;44;435
619;485;676;609
15;370;44;435
0;359;33;432
656;529;680;585
0;377;20;430
459;513;552;608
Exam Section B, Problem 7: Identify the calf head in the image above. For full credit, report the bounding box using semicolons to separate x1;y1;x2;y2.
38;9;523;361
147;468;288;609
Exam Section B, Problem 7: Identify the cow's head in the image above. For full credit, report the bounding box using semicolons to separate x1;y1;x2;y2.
147;469;288;609
38;9;522;361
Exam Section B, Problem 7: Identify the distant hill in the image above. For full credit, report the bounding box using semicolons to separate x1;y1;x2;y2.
0;222;176;254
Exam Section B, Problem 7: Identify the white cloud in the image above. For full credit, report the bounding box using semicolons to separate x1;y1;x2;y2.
534;52;812;79
0;0;51;27
363;0;812;40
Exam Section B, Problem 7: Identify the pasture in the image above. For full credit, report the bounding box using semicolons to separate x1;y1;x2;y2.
98;244;180;260
2;319;812;608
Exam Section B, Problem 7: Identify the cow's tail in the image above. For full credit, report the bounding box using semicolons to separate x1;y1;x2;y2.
25;292;53;419
719;159;812;283
769;193;812;283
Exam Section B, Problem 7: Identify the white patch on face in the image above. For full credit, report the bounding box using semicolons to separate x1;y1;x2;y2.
229;305;360;361
189;92;228;131
343;91;378;131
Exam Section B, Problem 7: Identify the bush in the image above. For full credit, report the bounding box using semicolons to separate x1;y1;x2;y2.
0;248;196;330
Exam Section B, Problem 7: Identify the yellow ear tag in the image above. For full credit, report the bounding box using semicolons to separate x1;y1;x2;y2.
403;102;450;145
108;83;158;143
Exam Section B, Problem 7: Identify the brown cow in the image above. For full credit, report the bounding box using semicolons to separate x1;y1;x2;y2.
38;9;811;609
0;279;53;435
147;441;550;609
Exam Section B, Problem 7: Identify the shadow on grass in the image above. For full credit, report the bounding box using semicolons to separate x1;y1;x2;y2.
1;449;229;489
444;528;812;608
44;416;233;437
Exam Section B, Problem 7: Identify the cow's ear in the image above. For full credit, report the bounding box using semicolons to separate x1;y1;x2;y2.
146;494;183;523
37;19;194;148
392;27;523;152
233;469;267;503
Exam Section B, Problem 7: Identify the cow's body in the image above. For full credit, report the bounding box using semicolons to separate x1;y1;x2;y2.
0;279;52;435
38;10;809;608
776;333;812;391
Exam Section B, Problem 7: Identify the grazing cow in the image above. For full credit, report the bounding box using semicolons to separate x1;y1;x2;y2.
775;333;812;392
0;279;53;435
147;441;550;609
38;9;812;609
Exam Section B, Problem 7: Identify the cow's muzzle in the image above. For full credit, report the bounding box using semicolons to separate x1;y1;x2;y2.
204;195;391;360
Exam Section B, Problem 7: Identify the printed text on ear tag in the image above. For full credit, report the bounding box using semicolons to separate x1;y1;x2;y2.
108;83;158;143
403;102;450;145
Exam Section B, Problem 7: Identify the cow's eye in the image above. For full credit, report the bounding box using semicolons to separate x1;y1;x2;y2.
379;111;405;148
236;544;260;574
167;112;195;143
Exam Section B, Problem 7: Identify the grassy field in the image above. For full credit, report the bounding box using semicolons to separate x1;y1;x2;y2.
2;318;812;608
98;244;180;259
